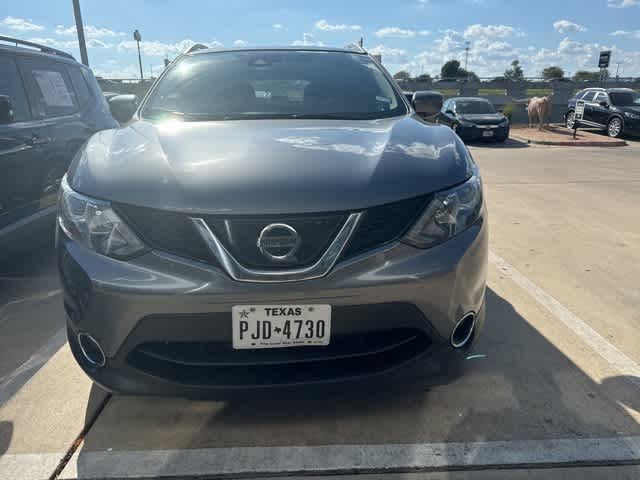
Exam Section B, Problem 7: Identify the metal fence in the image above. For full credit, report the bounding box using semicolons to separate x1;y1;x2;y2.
398;79;640;124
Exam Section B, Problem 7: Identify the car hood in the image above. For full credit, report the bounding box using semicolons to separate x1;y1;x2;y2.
69;116;471;214
458;113;506;125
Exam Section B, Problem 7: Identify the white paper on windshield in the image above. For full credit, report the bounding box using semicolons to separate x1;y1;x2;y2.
32;70;74;107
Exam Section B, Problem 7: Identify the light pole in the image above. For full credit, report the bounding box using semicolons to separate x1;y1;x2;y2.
133;29;143;80
72;0;89;66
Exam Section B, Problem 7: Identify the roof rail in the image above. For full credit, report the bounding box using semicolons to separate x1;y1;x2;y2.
344;42;367;54
0;35;75;60
184;43;209;54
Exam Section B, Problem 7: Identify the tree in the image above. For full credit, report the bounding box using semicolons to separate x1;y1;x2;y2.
541;66;565;80
441;60;461;79
573;70;607;82
440;59;479;81
415;73;432;83
393;70;411;81
504;60;524;81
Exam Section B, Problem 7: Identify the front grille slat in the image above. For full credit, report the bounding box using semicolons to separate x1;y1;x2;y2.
341;195;431;259
114;204;214;264
115;195;430;269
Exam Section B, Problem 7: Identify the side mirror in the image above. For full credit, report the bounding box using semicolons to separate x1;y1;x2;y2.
412;91;443;120
0;95;14;124
446;109;455;115
599;100;609;108
108;94;138;123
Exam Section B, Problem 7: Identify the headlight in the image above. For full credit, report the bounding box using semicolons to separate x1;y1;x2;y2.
403;174;483;249
499;118;509;125
624;112;640;120
58;176;146;259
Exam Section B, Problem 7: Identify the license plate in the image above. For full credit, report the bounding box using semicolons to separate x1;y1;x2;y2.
482;130;494;137
232;305;331;349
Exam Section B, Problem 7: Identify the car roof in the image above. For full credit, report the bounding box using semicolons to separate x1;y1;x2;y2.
606;88;636;93
0;37;78;65
452;97;491;102
188;45;368;56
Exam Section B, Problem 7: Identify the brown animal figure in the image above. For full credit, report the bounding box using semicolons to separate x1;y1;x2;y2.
527;96;553;130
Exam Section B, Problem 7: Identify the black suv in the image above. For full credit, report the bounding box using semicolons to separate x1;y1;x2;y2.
0;36;117;254
566;87;640;138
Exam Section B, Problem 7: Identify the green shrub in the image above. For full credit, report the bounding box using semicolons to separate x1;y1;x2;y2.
502;103;518;122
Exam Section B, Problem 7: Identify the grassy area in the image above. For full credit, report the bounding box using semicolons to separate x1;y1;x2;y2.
436;89;459;97
478;88;507;96
526;88;553;96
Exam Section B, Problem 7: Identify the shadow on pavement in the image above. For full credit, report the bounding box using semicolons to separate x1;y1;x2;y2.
466;138;529;149
0;421;12;456
73;288;640;477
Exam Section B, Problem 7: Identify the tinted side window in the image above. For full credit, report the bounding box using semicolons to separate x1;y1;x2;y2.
67;66;91;109
0;56;31;122
582;91;596;102
18;58;78;118
81;68;110;111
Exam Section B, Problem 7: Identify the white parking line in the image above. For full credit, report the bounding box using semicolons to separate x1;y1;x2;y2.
50;435;640;479
489;251;640;389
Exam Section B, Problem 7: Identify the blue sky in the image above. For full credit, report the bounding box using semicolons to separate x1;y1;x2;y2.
2;0;639;78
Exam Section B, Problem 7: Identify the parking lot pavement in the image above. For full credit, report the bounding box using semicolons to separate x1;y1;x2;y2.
1;143;640;479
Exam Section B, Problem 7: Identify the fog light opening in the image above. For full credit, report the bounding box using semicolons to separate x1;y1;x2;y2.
78;333;106;367
451;313;476;349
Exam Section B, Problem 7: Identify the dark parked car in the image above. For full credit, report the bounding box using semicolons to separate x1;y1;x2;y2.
566;87;640;138
438;97;509;142
0;36;117;254
57;46;487;396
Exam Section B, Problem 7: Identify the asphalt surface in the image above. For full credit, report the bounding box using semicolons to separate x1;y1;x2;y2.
1;138;639;479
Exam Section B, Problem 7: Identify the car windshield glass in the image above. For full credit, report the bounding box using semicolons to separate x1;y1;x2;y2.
142;50;406;121
609;91;640;106
455;100;496;114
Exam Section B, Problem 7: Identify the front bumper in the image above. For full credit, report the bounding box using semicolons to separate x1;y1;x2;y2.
58;215;488;396
622;116;640;136
457;124;509;141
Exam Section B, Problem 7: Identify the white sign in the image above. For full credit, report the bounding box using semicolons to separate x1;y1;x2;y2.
575;100;586;121
32;70;74;108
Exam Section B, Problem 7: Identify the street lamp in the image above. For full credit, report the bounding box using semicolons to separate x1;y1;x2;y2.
133;29;143;81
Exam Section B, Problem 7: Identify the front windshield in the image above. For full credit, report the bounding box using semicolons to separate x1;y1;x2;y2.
455;100;496;114
609;91;640;107
142;50;406;120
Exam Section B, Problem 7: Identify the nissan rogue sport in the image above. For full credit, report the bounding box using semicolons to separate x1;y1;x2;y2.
57;46;488;396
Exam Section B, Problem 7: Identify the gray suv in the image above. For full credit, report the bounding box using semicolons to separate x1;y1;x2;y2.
57;46;488;395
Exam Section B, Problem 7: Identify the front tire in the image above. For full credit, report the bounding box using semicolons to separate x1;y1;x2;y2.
607;117;623;138
565;110;576;130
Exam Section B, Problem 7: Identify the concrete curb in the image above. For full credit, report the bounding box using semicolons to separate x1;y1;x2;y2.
510;133;627;147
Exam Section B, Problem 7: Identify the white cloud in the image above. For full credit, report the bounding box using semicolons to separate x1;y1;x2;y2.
314;19;361;31
233;39;248;47
611;29;640;39
553;20;587;34
375;27;416;38
291;33;325;46
117;38;222;56
607;0;639;7
1;16;44;32
26;37;72;48
55;24;124;38
418;30;430;36
368;44;408;63
272;23;285;31
463;24;517;39
87;38;112;48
